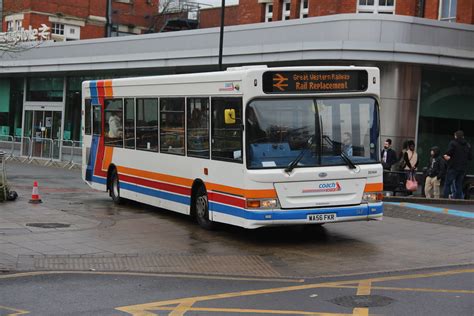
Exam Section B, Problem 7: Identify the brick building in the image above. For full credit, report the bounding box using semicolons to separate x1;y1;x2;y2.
200;0;474;28
1;0;163;40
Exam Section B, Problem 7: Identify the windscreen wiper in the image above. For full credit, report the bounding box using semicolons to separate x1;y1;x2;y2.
322;135;357;170
285;135;314;174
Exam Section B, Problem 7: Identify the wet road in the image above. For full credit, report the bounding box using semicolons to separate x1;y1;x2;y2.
1;161;472;278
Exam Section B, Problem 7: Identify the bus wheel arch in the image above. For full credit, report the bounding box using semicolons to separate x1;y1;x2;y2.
107;165;123;204
191;180;215;230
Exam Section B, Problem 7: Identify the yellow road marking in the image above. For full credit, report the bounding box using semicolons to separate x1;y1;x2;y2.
153;306;350;315
328;285;474;294
352;280;372;316
116;268;474;315
0;271;303;283
0;305;30;316
168;299;196;316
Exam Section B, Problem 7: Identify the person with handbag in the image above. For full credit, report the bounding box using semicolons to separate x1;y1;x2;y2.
403;140;419;193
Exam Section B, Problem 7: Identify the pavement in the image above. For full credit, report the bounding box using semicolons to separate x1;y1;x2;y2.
0;161;473;279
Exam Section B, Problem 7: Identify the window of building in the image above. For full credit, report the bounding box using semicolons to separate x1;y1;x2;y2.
124;98;135;149
136;98;158;152
104;99;124;147
265;3;273;22
282;0;291;20
211;97;243;163
6;19;22;31
358;0;395;14
160;98;185;155
26;77;64;102
300;0;309;18
439;0;457;22
52;23;65;35
187;98;209;158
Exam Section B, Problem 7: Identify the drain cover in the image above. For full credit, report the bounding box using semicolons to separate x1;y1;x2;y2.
329;295;395;308
26;223;71;229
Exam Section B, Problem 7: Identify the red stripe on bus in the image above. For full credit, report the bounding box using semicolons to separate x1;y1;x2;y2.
119;174;191;196
208;191;246;208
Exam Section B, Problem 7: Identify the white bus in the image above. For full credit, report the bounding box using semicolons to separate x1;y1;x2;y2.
82;66;383;229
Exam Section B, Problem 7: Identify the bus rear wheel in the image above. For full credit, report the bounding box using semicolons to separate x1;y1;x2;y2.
194;186;214;230
109;169;123;205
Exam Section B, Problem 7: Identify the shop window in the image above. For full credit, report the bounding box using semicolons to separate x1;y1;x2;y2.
265;3;273;22
358;0;395;14
104;99;124;147
85;99;91;136
26;77;64;102
136;98;158;152
211;97;243;163
439;0;457;22
160;98;185;155
124;98;135;149
282;0;291;20
187;98;209;158
300;0;309;18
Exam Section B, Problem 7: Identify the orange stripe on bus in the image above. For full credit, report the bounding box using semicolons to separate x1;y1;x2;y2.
114;165;277;199
117;166;194;187
364;183;383;192
104;80;113;97
102;147;114;171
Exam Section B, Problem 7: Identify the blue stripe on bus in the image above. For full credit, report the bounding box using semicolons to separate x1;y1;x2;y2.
88;177;383;221
90;80;99;105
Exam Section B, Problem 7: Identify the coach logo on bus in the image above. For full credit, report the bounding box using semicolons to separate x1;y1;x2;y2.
224;109;236;124
302;182;342;193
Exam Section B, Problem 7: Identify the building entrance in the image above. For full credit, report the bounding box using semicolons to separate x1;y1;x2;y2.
23;110;62;160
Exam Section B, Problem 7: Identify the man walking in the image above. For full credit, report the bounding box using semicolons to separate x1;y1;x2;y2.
443;130;472;199
381;138;397;170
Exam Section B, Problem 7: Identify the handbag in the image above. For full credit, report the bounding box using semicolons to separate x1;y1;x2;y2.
405;173;418;191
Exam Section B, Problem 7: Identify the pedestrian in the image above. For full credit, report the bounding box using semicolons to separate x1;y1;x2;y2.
424;146;445;199
381;138;397;170
443;130;473;199
402;140;418;193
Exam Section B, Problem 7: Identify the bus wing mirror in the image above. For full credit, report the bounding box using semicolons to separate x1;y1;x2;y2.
224;109;236;124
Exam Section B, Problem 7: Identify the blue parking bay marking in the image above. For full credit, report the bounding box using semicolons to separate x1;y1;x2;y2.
386;202;474;219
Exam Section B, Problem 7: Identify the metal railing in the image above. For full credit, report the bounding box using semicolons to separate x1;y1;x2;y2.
0;136;82;169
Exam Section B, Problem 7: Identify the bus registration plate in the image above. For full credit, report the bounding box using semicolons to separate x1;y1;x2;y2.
307;213;337;223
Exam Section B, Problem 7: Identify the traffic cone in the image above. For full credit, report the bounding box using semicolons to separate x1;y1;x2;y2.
29;181;42;204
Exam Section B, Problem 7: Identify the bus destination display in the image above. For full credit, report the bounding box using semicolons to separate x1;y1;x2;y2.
262;70;368;94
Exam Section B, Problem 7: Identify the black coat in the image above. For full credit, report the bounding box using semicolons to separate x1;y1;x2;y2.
381;148;397;170
445;138;473;171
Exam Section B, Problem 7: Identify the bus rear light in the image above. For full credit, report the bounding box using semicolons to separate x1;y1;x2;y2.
362;192;384;203
246;198;279;209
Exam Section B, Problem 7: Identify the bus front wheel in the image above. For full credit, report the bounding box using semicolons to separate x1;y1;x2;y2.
109;169;123;205
194;186;214;230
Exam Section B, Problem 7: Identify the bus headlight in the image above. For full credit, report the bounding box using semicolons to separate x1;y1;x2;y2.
362;192;384;203
246;198;279;209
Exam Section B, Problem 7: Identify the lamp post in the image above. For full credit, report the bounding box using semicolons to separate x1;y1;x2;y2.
218;0;225;71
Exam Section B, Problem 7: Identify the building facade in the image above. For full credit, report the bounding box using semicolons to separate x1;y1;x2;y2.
0;2;473;174
200;0;474;28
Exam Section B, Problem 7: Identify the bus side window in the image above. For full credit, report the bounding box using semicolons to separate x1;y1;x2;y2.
92;106;101;136
160;98;185;155
187;97;209;159
211;97;243;163
136;98;158;152
85;99;91;135
104;99;124;147
124;98;135;149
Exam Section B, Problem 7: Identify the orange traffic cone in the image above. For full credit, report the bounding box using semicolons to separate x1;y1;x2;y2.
29;181;42;204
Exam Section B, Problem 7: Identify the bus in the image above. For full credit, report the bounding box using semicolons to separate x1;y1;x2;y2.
82;66;383;229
